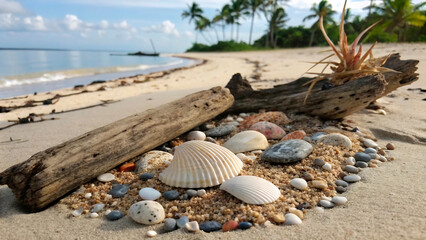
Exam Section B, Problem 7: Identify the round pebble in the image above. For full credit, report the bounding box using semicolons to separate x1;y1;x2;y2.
197;189;206;197
199;221;222;232
261;140;313;164
344;165;360;174
336;180;349;187
336;186;347;193
72;207;83;217
84;193;92;199
249;121;286;139
90;212;99;218
319;200;335;208
311;180;328;190
284;213;302;225
386;143;395;150
146;230;157;238
185;221;200;232
108;184;129;198
163;190;180;201
140;173;154;181
363;139;378;148
272;214;285;224
322;163;332;171
354;152;371;162
331;196;348;205
303;172;314;181
91;203;105;213
222;220;239;231
186;189;197;198
344;174;361;183
238;222;253;230
205;125;236;137
187;131;206;141
97;173;115;182
128;200;165;225
355;161;368;168
104;209;111;215
321;196;332;201
379;155;387;162
177;216;189;228
139;188;161;200
289;207;304;220
107;210;124;221
319;133;352;149
164;218;177;232
313;158;325;167
364;148;377;154
311;132;327;141
290;178;308;190
344;157;355;165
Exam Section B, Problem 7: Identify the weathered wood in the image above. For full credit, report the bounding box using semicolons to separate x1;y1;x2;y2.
225;53;418;119
0;87;234;211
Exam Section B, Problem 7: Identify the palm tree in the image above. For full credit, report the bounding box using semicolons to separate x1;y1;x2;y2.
195;17;212;44
230;0;247;42
303;0;336;46
213;4;231;41
268;7;288;47
369;0;426;41
182;2;204;43
246;0;263;45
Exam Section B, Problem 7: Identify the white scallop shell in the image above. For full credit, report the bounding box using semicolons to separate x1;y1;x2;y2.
220;176;281;204
159;140;243;188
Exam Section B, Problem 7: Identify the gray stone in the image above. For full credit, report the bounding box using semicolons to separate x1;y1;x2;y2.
363;139;378;148
139;173;154;181
106;210;124;221
108;184;129;198
364;148;377;154
312;132;327;141
368;153;377;159
355;161;368;168
177;216;189;228
313;158;325;167
354;152;371;162
319;133;352;149
344;174;361;183
199;221;222;232
344;165;360;173
180;194;188;200
336;186;347;193
261;140;313;164
186;189;197;198
205;125;236;137
90;203;105;213
336;180;349;187
163;190;180;201
164;218;177;232
319;200;335;208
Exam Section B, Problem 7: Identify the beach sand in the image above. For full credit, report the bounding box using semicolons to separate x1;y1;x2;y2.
0;43;425;239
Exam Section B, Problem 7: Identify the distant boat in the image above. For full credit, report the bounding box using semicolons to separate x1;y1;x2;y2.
111;39;159;57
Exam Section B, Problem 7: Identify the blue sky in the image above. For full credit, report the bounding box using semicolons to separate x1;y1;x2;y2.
0;0;423;53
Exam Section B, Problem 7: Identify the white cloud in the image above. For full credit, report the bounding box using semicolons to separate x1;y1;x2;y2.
184;30;194;38
64;14;83;31
100;20;109;29
113;20;130;30
143;20;180;37
0;0;27;14
23;15;47;31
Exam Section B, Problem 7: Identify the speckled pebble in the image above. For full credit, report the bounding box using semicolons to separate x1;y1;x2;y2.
319;133;352;149
164;218;177;232
344;165;360;173
336;180;349;187
262;140;313;164
128;200;165;225
284;213;302;225
344;174;361;183
106;210;124;221
238;222;253;230
163;190;180;201
313;158;325;167
322;163;332;171
354;152;371;162
108;184;129;198
319;200;335;208
177;216;189;228
363;139;378;148
290;178;308;190
146;230;157;237
97;173;115;182
199;221;222;232
140;173;154;181
185;221;200;232
355;161;368;168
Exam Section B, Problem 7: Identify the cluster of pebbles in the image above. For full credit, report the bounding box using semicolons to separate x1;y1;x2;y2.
61;111;395;237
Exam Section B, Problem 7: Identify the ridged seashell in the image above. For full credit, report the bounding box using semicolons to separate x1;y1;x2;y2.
159;140;243;188
220;176;281;204
222;130;269;153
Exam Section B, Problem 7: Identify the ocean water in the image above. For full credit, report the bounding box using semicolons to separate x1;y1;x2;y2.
0;49;197;98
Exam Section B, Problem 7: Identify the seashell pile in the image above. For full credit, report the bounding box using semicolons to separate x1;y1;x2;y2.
220;176;281;205
159;140;243;188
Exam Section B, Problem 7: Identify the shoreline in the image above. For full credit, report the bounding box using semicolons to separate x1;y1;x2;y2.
0;43;425;239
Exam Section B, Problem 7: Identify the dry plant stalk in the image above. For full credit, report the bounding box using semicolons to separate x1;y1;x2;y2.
304;0;397;103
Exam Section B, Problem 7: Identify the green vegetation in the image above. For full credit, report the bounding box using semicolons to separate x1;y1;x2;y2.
183;0;426;52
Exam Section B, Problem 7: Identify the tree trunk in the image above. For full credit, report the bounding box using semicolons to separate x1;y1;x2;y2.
249;12;255;45
225;54;419;119
309;26;317;47
0;87;234;211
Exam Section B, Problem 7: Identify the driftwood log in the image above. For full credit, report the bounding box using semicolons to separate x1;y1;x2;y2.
0;87;234;211
225;53;418;119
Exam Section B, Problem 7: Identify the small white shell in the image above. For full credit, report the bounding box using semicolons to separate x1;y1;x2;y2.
220;176;281;204
159;140;243;188
222;130;269;153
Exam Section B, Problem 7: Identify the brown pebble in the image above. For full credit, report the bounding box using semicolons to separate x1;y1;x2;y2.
339;172;348;179
369;163;378;168
343;153;351;157
289;208;304;220
386;143;395;150
222;220;238;232
303;172;314;181
272;213;285;224
378;149;387;156
311;180;328;190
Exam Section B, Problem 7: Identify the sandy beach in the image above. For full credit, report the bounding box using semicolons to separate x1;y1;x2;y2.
0;43;425;239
